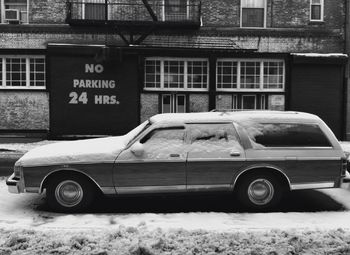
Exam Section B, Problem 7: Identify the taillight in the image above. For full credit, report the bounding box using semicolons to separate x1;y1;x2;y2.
341;158;348;176
14;165;22;177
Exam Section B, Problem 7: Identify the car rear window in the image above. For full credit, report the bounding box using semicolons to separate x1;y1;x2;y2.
244;123;332;148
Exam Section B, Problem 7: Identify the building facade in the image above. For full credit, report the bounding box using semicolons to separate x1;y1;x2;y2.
0;0;348;139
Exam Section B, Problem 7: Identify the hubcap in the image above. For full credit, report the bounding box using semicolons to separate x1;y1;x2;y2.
247;178;274;205
55;180;83;207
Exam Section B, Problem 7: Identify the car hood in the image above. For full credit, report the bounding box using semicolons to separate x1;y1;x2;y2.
16;136;130;167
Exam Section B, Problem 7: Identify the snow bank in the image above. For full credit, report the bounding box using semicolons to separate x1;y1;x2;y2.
2;177;350;253
1;228;350;255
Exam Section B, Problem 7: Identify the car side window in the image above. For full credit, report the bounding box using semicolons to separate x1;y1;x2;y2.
186;123;243;153
138;127;186;159
140;127;185;144
243;123;332;148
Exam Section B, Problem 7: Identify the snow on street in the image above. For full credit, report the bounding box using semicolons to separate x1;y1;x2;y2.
2;179;350;254
1;177;350;233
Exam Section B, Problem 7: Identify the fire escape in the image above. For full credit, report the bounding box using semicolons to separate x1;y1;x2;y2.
66;0;201;46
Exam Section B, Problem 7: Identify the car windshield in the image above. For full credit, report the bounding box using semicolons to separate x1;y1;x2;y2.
124;120;151;146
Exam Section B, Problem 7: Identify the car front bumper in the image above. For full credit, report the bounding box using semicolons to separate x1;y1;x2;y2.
6;173;25;194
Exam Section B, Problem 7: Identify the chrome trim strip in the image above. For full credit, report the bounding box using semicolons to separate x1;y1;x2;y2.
187;184;230;191
253;147;334;150
117;185;186;194
23;161;116;168
39;168;106;195
296;157;341;161
101;187;116;195
187;158;244;162
290;182;335;190
117;159;186;163
246;158;286;161
245;157;341;161
232;164;292;190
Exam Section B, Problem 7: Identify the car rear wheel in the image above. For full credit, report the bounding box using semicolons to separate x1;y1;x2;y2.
236;173;283;211
46;174;96;212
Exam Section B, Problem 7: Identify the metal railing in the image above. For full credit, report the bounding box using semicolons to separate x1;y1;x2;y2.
66;0;201;24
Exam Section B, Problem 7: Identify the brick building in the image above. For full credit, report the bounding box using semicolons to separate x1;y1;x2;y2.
0;0;348;139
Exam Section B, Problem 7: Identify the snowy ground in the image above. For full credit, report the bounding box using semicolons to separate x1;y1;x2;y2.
2;141;350;253
1;177;350;253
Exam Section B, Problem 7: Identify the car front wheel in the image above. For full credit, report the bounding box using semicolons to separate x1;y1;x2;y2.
236;173;283;211
46;174;95;212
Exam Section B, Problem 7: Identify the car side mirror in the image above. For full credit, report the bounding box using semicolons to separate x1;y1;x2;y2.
130;142;145;157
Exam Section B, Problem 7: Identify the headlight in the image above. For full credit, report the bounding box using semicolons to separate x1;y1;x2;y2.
14;165;22;177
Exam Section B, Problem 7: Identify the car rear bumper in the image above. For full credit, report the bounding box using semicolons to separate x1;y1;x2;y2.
6;173;24;194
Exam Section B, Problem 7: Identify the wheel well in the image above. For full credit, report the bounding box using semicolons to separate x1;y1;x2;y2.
40;170;103;195
233;168;291;192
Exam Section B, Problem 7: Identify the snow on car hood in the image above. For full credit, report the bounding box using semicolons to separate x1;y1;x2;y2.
16;136;129;167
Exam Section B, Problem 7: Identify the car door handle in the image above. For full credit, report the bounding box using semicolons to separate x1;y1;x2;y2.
170;154;180;158
230;151;241;157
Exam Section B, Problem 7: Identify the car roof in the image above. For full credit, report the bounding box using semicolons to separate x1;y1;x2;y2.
149;111;322;124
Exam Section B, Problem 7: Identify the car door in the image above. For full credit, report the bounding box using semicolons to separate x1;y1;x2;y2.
186;122;246;192
114;125;187;194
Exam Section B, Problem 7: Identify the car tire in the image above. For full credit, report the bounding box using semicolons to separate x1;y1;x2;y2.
46;174;96;213
235;173;283;211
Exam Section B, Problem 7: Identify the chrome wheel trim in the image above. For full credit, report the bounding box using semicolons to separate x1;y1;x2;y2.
247;178;274;205
55;180;83;208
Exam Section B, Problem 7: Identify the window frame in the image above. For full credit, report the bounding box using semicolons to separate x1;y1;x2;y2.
216;59;285;92
1;0;29;24
247;122;333;149
240;0;267;28
82;0;109;20
310;0;324;22
144;57;209;92
162;0;190;21
0;55;46;90
161;93;187;113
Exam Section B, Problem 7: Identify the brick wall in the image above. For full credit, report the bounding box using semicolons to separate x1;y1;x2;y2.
201;0;240;27
30;0;66;24
140;93;158;122
0;91;49;130
0;31;342;53
25;0;345;30
189;94;209;112
201;0;345;29
269;0;345;29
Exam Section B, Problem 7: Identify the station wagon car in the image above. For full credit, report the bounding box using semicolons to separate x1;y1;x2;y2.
6;111;347;212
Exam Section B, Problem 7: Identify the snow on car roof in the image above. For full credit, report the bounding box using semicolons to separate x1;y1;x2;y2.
149;111;321;124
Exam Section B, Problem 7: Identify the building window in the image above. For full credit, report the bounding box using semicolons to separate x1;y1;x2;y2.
83;0;106;20
162;94;186;113
241;0;266;28
232;94;266;110
216;59;285;92
1;0;29;24
163;0;188;21
0;56;46;89
164;60;185;89
145;58;209;91
217;61;238;89
240;61;260;89
263;61;284;89
145;60;161;89
310;0;323;21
